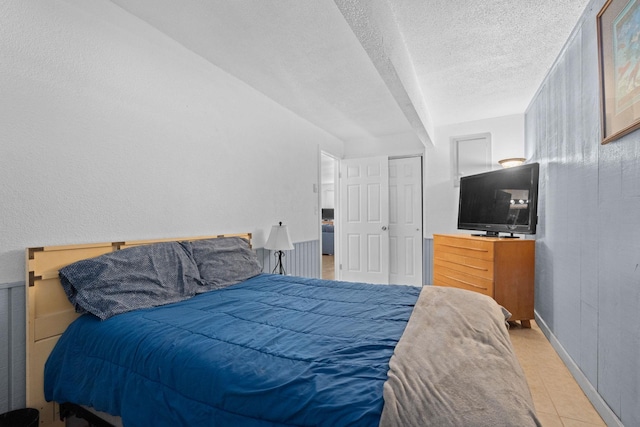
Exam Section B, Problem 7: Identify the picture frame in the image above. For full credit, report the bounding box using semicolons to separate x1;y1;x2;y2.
597;0;640;144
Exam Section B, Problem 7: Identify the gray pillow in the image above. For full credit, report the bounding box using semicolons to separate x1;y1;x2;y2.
59;241;203;320
189;237;262;291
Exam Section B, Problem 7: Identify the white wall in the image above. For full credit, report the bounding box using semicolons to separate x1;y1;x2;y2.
321;186;335;209
0;0;344;283
424;114;525;236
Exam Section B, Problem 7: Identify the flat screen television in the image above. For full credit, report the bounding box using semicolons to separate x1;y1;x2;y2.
457;162;539;237
322;208;334;221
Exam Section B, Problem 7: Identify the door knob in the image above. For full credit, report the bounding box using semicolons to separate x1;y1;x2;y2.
381;226;387;231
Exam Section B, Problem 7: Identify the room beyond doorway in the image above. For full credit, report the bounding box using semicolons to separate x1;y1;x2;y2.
320;152;338;280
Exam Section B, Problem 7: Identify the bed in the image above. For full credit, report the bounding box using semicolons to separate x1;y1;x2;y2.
27;234;540;427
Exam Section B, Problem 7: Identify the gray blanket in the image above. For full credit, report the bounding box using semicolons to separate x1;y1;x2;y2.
380;286;541;427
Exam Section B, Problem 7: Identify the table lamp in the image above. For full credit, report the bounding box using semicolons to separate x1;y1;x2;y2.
265;221;294;275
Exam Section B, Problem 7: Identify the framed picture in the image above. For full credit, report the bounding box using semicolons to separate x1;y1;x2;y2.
597;0;640;144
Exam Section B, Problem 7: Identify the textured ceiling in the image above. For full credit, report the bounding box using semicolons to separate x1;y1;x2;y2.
386;0;592;125
108;0;590;147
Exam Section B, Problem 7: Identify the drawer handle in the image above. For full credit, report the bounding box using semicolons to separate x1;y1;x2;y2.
439;243;489;252
440;274;488;291
434;258;489;272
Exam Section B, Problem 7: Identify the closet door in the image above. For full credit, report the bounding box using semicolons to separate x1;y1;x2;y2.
389;157;423;286
339;156;390;284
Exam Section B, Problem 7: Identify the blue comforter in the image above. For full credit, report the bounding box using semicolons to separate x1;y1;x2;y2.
45;274;421;427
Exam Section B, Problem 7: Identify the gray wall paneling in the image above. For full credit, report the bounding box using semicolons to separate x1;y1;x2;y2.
526;0;639;424
257;238;435;286
257;240;320;279
0;282;26;413
423;238;433;286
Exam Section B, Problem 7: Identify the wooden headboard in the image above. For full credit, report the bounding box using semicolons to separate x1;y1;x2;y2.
26;233;252;426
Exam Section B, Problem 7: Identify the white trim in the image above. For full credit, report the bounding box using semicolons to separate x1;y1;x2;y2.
534;311;624;427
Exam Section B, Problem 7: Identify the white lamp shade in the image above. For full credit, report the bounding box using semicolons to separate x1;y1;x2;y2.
265;223;294;251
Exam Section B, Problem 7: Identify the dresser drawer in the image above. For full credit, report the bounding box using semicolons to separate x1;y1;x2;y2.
433;265;494;296
433;235;494;261
433;252;494;280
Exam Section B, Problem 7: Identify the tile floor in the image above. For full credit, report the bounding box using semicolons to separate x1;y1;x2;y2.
508;321;606;426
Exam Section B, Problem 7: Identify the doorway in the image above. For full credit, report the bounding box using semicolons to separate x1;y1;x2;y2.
320;152;338;280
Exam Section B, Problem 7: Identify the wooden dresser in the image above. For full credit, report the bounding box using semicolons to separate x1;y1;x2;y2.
433;234;535;327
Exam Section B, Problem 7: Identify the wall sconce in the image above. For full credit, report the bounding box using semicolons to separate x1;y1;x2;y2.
498;157;526;168
265;221;294;275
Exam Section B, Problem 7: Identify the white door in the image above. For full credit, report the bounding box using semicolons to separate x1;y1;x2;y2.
339;156;389;284
389;157;423;286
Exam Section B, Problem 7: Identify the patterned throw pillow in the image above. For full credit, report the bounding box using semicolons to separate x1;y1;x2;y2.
189;237;262;291
59;241;203;320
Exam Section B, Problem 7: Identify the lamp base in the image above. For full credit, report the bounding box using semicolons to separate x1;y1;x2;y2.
272;250;287;275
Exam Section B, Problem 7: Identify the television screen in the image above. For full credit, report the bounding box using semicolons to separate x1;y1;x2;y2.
322;208;334;221
457;163;539;236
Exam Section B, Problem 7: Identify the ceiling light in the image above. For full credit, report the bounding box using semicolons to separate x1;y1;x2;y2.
498;158;526;168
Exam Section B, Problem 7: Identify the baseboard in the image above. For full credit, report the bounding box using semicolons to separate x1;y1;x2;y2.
534;311;623;427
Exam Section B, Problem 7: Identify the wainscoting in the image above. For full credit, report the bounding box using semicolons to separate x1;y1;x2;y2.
257;239;434;285
0;281;26;413
256;240;321;278
423;238;433;286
